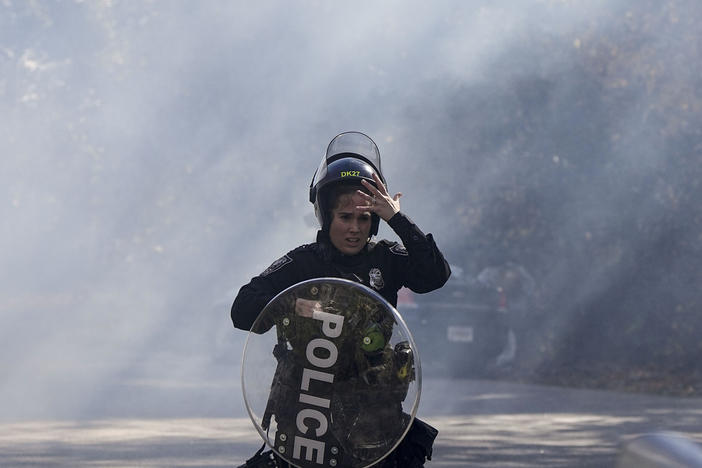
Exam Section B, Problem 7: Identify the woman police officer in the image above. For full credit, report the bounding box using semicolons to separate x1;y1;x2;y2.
232;132;451;467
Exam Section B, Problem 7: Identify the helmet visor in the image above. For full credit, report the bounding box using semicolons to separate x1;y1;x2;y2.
325;131;382;175
310;132;384;203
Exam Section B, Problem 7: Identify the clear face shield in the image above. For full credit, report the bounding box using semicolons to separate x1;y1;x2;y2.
325;132;382;175
310;132;384;200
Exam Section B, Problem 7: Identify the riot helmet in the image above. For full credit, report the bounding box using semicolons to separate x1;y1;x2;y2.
309;132;386;236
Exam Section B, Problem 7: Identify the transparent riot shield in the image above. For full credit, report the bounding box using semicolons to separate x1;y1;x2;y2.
241;278;421;468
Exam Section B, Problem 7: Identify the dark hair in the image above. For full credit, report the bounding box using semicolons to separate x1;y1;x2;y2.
329;183;370;210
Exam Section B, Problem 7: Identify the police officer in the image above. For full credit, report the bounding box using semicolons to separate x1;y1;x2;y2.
232;131;451;467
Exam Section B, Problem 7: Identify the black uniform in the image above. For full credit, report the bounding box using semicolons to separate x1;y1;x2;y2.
232;212;450;328
232;211;450;467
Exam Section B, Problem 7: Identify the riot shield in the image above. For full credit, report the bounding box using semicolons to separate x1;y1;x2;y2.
241;278;421;468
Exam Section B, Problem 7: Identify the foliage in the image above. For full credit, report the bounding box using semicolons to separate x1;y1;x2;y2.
415;0;702;394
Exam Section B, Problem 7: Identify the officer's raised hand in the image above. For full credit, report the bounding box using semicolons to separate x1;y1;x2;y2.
357;173;402;222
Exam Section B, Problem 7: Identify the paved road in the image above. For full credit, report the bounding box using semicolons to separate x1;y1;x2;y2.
1;374;701;467
424;378;702;467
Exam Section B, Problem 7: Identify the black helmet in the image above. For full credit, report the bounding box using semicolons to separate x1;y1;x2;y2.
309;132;386;236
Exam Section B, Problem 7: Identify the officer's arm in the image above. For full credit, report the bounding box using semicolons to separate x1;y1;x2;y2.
231;254;296;331
387;212;451;292
231;278;277;331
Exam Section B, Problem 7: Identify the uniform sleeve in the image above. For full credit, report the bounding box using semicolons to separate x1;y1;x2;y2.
230;253;298;331
386;212;451;293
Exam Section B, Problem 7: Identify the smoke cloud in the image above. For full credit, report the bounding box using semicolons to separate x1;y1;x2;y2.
1;0;700;421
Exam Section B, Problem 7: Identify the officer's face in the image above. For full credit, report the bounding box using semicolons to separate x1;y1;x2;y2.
329;193;372;255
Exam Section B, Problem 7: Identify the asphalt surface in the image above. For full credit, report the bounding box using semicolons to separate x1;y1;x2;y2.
1;372;701;468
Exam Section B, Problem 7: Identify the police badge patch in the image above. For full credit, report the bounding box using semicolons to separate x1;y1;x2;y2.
389;243;408;256
261;255;292;276
369;268;384;290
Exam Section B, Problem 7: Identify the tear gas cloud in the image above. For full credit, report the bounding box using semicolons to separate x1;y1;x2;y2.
1;0;700;420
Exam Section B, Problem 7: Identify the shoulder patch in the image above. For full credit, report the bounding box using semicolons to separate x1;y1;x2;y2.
389;243;408;256
261;254;293;276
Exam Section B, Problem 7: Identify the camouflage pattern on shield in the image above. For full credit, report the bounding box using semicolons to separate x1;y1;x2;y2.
242;278;421;468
